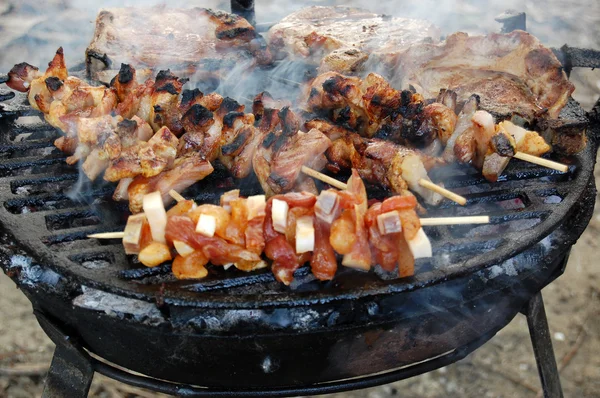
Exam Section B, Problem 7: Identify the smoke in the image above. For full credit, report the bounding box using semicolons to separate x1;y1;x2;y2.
3;0;598;70
1;0;597;106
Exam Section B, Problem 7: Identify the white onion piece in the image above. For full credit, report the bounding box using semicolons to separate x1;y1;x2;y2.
377;211;402;235
295;216;315;254
247;195;266;220
315;190;339;224
407;228;432;259
173;240;195;257
196;214;216;237
123;213;147;255
401;154;443;206
272;199;289;233
220;189;240;213
142;191;168;244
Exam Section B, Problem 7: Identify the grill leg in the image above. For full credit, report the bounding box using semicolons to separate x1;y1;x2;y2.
34;311;94;398
524;292;564;398
42;345;94;398
231;0;255;26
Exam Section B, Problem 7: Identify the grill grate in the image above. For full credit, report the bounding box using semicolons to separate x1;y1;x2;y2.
0;92;596;309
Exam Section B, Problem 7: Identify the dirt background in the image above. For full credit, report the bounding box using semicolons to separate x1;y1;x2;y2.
0;0;599;397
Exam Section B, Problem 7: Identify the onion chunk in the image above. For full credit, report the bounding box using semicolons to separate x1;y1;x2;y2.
272;198;289;233
196;213;217;237
407;228;432;259
142;191;168;244
295;215;315;254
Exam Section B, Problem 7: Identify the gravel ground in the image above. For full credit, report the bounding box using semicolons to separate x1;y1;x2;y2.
0;1;599;397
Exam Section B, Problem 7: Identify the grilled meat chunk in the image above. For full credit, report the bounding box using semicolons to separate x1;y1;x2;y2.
326;132;444;205
267;128;332;194
303;71;444;150
86;7;272;84
396;31;574;120
267;6;439;75
128;153;214;213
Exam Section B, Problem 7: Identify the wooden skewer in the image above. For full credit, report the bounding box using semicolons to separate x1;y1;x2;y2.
420;216;490;226
301;166;348;190
301;166;468;206
87;232;125;239
88;216;491;239
513;152;568;173
168;190;186;203
89;170;482;240
418;179;467;206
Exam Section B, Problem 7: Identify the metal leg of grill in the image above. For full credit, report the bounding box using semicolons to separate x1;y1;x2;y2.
231;0;255;26
35;311;94;398
42;345;94;398
524;292;564;398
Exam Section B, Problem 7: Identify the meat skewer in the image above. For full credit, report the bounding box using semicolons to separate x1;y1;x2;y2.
88;167;488;240
302;71;568;181
6;49;567;210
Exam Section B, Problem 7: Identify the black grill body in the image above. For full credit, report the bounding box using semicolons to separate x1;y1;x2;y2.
0;88;597;389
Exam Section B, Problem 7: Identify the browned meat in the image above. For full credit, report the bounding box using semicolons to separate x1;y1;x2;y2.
127;153;214;213
326;132;445;205
303;72;441;148
252;92;291;122
267;6;439;74
148;70;188;135
104;126;178;182
267;128;332;194
444;94;479;163
110;63;138;102
86;7;272;84
396;31;574;120
305;118;353;141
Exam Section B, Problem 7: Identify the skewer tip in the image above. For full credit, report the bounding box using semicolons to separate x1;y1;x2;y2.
418;179;467;206
88;232;125;239
168;189;187;203
513;152;569;173
301;166;348;190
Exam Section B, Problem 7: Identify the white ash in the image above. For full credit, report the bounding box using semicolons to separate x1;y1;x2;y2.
539;235;555;254
15;186;31;195
73;286;164;324
261;356;274;373
289;271;316;289
543;195;563;204
489;257;519;279
373;264;397;280
81;259;110;269
8;255;60;286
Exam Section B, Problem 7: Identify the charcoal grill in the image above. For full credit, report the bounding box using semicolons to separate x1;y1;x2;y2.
0;6;599;398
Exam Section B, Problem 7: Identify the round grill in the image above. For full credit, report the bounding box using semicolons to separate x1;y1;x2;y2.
0;93;596;308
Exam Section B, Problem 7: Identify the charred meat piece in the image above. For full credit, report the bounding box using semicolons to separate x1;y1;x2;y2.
110;63;138;102
252;91;291;122
304;71;446;150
